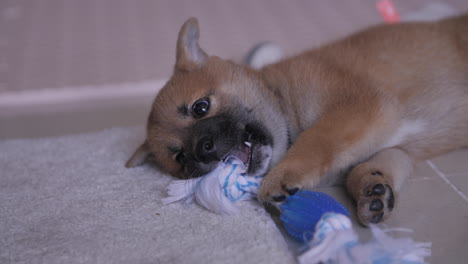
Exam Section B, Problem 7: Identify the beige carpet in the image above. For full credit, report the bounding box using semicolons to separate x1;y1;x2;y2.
0;127;296;264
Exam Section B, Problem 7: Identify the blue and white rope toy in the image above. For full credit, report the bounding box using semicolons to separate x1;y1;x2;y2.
162;158;261;214
163;159;431;263
281;191;431;264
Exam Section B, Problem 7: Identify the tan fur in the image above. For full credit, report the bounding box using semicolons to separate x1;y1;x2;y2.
128;15;468;225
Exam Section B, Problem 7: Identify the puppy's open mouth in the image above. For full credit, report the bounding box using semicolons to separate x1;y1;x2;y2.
223;141;253;171
220;122;273;175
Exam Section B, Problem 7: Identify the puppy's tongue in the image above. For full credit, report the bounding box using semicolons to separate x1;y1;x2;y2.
226;144;251;166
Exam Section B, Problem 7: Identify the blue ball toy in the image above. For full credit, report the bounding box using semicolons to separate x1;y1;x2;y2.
280;190;350;243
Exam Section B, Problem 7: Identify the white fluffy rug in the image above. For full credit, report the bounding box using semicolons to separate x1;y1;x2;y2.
0;128;295;264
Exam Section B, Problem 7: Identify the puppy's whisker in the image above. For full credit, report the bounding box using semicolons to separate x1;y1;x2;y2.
188;168;207;179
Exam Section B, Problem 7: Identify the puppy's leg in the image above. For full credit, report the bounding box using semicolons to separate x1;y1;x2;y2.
346;148;413;225
258;96;395;203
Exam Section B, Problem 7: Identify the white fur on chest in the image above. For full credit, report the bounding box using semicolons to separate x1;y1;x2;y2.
383;120;427;149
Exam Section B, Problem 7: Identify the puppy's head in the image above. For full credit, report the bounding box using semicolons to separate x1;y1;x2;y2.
126;18;288;179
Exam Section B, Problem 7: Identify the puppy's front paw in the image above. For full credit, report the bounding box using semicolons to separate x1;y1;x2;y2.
258;163;318;204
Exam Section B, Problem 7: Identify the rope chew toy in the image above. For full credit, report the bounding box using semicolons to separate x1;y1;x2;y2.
280;191;431;264
162;158;262;214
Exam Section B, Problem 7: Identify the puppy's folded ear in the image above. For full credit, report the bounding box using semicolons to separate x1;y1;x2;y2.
175;17;208;71
125;142;150;168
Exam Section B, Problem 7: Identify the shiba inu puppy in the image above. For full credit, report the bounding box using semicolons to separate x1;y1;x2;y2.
127;15;468;225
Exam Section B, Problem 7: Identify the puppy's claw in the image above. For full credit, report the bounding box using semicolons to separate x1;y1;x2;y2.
272;194;286;202
258;162;318;203
286;187;300;196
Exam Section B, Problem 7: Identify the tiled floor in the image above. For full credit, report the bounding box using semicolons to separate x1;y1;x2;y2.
303;155;468;263
388;157;468;263
1;1;467;263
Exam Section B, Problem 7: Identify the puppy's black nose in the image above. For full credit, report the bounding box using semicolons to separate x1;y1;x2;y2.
196;137;218;162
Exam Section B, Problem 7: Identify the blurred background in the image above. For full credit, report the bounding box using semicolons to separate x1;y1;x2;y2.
1;0;467;139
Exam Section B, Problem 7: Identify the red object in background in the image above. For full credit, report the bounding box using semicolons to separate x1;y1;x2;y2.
377;0;401;23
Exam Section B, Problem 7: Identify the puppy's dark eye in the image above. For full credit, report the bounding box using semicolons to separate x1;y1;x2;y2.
176;152;186;165
192;98;210;118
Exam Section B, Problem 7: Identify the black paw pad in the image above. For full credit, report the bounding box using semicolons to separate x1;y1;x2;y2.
286;187;300;196
272;194;286;202
366;183;386;197
386;184;395;211
371;212;384;223
372;184;386;195
369;199;383;211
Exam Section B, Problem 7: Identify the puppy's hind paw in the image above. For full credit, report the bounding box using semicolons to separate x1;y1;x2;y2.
354;171;396;225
